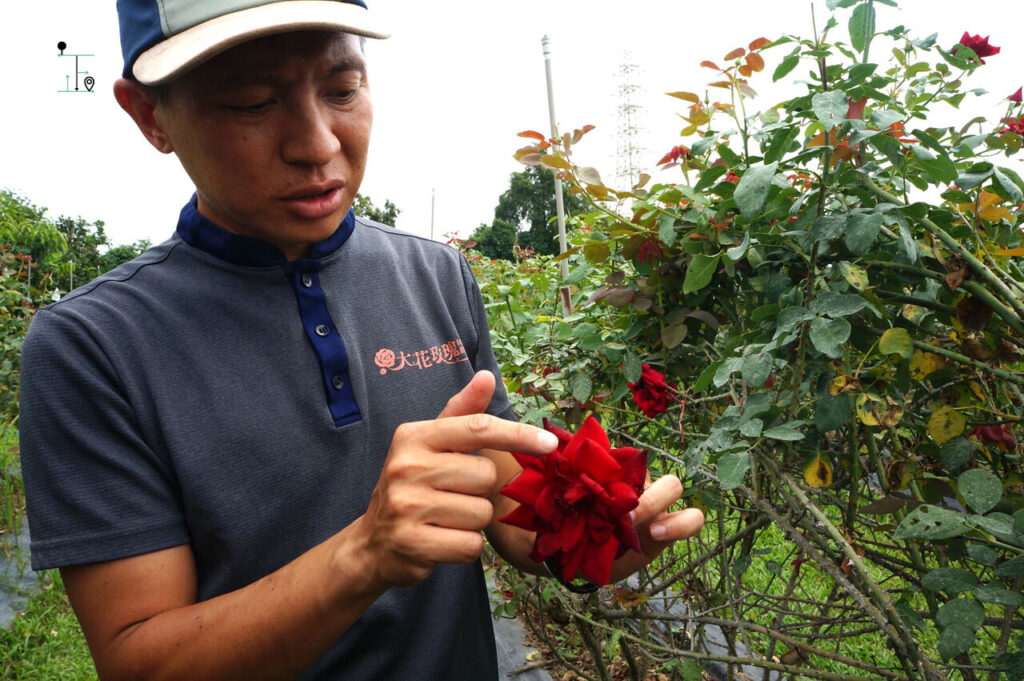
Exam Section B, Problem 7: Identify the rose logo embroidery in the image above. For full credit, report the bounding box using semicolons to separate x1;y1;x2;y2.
374;348;396;374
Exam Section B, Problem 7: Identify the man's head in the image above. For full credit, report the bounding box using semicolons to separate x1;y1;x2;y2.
113;1;389;260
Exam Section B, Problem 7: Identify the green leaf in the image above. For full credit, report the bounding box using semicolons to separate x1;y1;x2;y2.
879;328;913;358
773;54;800;82
811;291;867;318
968;513;1022;545
848;2;875;53
726;231;750;262
976;583;1024;607
815;392;851;432
570;372;593;403
940;437;976;472
994;556;1024;577
811;214;848;243
763;424;804;441
734;162;779;218
662;323;688;349
936;598;985;632
922;568;979;594
837;261;869;290
812;90;848;130
741;353;771;388
937;624;976;661
958;469;1003;514
844;213;883;255
966;543;998;566
740;419;763;438
718;452;750;490
693;361;721;394
683;254;721;294
657;214;678;248
809;317;851;358
893;505;969;540
623;352;643;384
994;167;1024;204
583;241;611;264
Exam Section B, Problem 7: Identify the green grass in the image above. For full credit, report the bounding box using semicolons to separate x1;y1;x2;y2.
1;425;96;680
0;570;96;680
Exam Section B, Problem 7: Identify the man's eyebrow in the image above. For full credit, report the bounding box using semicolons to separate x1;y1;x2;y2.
215;57;366;89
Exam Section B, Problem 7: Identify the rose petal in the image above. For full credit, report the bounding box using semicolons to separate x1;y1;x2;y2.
605;481;642;517
558;514;587;550
499;504;541;531
501;469;550;505
580;536;619;586
615;514;643;553
534;484;564;526
611;447;648;487
542;418;574;445
510;450;546;471
559;540;588;583
569;437;623;482
577;415;611;451
535;530;564;559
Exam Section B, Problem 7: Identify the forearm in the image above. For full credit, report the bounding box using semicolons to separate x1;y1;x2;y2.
69;517;384;681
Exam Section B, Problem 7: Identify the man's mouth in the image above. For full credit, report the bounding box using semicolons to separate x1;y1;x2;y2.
282;185;344;220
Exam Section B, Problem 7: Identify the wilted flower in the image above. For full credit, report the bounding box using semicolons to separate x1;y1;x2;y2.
954;32;1001;63
970;425;1017;451
499;416;647;586
628;364;675;417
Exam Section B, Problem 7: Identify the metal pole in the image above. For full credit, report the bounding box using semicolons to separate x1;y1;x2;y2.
542;35;572;316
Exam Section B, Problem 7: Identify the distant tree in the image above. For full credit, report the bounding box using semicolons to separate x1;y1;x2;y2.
469;166;588;260
100;240;152;272
353;193;400;227
0;190;65;265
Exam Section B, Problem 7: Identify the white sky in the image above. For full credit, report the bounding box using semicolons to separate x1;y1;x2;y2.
0;1;1021;248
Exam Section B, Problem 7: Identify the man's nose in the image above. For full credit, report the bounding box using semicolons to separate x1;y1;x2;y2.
280;97;341;167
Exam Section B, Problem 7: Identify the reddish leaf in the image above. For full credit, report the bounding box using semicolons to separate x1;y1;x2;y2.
724;47;746;61
518;130;547;141
748;37;772;51
700;60;721;70
745;52;765;72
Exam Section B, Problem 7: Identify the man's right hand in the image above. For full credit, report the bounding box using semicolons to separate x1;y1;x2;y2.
354;370;557;587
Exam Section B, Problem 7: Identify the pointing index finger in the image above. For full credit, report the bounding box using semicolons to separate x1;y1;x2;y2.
404;413;558;456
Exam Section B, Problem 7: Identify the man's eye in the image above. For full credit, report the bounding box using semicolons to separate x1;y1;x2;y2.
229;100;272;113
330;90;357;102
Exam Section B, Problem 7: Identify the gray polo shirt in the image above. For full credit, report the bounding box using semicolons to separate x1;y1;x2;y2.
19;198;515;679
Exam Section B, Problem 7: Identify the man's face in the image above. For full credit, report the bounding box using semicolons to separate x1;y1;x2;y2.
152;31;371;260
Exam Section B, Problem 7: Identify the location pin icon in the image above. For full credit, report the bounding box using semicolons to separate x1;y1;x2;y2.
84;76;95;92
57;41;66;55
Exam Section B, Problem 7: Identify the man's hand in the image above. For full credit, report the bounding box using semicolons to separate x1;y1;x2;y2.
356;370;557;587
610;474;705;582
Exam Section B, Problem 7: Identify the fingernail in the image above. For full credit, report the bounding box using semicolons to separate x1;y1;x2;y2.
650;523;666;540
538;430;558;450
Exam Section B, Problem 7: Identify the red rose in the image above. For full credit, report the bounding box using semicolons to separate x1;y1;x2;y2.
628;364;674;417
1008;87;1023;103
1000;117;1024;135
499;416;647;586
954;32;1001;63
970;425;1017;451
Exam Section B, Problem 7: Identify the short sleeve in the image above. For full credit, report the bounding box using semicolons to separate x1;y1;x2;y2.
19;308;190;570
457;255;517;422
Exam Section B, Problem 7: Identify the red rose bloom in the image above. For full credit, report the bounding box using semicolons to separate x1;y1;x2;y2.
499;416;647;586
658;145;690;166
954;32;1001;63
970;424;1017;451
628;364;674;417
1000;117;1024;135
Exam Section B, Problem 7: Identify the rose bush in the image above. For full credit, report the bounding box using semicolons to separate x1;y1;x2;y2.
477;1;1024;679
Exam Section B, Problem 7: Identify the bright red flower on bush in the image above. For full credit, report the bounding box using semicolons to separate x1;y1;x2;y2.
1000;117;1024;135
1008;87;1023;103
954;32;1001;63
628;364;675;417
970;424;1017;451
499;416;647;586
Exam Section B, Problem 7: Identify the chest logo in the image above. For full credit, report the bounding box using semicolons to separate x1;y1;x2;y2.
373;339;469;375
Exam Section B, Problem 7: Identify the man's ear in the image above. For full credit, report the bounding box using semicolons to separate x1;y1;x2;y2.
113;78;175;154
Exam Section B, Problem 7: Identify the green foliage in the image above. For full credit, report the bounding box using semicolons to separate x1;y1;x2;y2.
352;193;400;227
481;3;1024;678
470;166;588;260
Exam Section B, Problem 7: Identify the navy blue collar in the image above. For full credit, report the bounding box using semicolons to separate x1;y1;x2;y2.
175;195;356;270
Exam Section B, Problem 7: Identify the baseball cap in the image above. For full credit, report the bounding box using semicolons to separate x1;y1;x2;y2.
117;0;390;85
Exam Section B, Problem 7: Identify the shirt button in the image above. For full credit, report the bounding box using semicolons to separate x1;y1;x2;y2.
331;375;345;390
315;324;330;337
301;274;313;288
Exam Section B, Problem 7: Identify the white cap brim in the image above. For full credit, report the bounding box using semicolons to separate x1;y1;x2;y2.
133;1;389;85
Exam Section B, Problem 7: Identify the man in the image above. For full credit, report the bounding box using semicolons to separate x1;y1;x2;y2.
19;1;704;679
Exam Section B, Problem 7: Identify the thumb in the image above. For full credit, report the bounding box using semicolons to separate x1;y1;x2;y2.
437;370;496;419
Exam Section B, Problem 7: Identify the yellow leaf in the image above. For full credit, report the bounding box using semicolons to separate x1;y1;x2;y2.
994;247;1024;256
856;393;882;426
928;407;967;444
979;190;1002;208
667;91;700;103
909;350;945;380
829;375;859;395
978;206;1013;222
803;454;833;488
540;155;571;170
968;381;986;401
879;327;914;359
